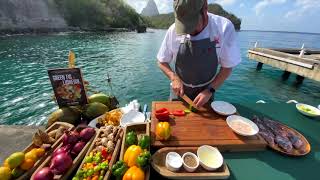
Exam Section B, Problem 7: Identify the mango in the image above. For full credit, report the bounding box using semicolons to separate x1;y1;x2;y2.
88;93;111;106
0;166;11;180
47;107;81;127
84;102;109;120
7;152;25;169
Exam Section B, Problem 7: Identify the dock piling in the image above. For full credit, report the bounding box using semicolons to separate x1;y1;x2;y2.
282;71;291;80
296;75;305;84
256;62;263;71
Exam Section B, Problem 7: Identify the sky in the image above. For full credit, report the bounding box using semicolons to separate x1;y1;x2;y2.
124;0;320;33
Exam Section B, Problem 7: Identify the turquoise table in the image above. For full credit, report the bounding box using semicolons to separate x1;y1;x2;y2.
151;103;320;180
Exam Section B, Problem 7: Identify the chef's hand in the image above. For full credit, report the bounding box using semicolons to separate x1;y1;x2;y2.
193;89;212;108
171;75;184;97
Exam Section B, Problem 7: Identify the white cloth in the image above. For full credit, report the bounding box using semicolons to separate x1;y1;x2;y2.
157;13;241;68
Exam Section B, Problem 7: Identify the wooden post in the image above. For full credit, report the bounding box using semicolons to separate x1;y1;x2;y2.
296;75;305;84
256;62;263;71
282;71;291;80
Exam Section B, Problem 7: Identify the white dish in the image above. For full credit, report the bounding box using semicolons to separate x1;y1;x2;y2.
226;115;259;136
197;145;223;171
166;152;183;172
182;152;199;172
296;103;320;117
211;101;237;116
120;110;145;127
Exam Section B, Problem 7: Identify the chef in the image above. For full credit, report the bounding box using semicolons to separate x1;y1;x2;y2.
157;0;241;108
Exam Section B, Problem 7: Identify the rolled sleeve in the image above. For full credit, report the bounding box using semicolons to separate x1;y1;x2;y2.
157;29;173;63
219;21;241;68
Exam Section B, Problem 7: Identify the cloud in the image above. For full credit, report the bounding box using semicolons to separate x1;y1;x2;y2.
285;0;320;18
239;3;245;8
254;0;287;15
124;0;172;14
212;0;237;6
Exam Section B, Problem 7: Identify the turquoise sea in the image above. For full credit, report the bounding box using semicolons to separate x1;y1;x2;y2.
0;30;319;125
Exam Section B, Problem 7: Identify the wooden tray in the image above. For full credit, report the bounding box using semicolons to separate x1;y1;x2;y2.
120;122;150;180
151;101;267;151
75;127;123;180
31;126;98;180
17;122;74;180
256;117;311;156
151;147;230;179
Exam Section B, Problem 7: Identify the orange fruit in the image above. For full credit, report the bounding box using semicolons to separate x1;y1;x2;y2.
20;159;35;170
24;151;38;162
3;159;10;168
35;148;45;157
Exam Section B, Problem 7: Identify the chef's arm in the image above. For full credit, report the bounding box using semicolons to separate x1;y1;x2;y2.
158;61;184;96
157;61;175;80
210;67;232;90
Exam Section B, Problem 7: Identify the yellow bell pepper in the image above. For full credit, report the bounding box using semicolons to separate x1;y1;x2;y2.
122;166;145;180
124;145;142;167
156;122;171;140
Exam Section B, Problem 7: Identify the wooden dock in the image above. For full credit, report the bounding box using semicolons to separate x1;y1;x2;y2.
247;47;320;84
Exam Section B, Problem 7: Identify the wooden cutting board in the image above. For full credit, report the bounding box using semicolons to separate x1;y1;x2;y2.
151;101;267;151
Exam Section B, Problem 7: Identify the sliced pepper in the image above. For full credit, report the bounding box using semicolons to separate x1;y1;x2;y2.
155;108;170;121
172;110;185;116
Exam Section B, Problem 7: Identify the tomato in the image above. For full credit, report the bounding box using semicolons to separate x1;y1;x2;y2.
155;108;170;121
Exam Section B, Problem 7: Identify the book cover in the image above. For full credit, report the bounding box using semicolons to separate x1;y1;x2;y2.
48;68;88;107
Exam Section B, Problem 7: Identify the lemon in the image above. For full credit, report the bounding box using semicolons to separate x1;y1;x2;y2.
0;166;11;180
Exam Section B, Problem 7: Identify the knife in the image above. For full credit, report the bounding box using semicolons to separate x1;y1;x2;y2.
180;94;201;111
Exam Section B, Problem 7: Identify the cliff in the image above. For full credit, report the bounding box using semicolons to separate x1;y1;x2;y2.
141;0;159;17
0;0;67;33
143;3;242;30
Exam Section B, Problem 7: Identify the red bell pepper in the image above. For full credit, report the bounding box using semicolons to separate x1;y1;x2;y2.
172;110;185;116
155;108;170;121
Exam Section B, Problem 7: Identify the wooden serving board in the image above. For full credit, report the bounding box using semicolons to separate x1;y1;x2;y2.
17;122;74;180
120;122;150;180
151;147;230;179
151;101;267;151
31;126;98;180
75;127;123;180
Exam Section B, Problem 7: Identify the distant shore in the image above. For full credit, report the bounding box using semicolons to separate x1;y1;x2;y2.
0;27;132;36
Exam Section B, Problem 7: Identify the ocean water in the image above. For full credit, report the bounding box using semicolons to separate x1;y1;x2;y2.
0;30;319;125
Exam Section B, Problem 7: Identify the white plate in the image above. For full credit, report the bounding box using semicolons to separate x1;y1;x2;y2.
296;103;320;117
211;101;237;116
226;115;259;136
120;110;145;127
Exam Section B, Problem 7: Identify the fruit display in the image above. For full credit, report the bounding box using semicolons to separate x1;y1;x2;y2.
97;109;123;126
32;127;96;180
0;123;72;180
84;102;109;120
73;125;122;180
113;124;151;180
47;107;81;127
155;122;171;141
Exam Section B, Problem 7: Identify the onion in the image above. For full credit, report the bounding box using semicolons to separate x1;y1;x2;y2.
63;130;79;145
52;146;70;157
34;167;54;180
71;141;86;155
50;153;73;175
80;128;95;142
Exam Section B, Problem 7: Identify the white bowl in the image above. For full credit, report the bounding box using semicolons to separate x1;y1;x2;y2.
182;152;199;172
120;110;145;127
197;145;223;171
296;103;320;117
226;115;259;136
165;152;183;172
211;101;237;116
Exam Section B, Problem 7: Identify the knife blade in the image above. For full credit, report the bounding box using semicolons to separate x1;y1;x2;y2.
180;94;201;111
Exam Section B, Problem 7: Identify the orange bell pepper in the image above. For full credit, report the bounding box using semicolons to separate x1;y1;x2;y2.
124;145;142;167
156;122;171;140
122;166;145;180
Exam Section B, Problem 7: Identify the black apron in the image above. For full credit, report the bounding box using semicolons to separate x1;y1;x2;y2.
174;24;219;100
